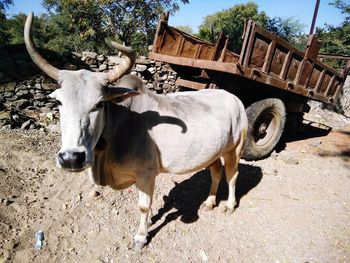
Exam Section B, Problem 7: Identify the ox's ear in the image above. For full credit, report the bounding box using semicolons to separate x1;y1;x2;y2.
105;87;141;103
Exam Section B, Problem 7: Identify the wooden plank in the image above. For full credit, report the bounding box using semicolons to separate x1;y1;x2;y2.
315;69;326;93
254;25;304;58
176;37;185;56
279;50;293;80
242;22;256;67
318;53;350;60
149;52;238;74
175;78;208;90
239;20;253;65
219;37;229;62
325;75;336;96
241;66;330;103
305;35;321;61
193;45;202;59
262;38;276;73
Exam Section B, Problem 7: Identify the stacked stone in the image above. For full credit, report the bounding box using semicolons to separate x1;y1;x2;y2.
78;52;178;93
0;45;178;131
0;76;58;130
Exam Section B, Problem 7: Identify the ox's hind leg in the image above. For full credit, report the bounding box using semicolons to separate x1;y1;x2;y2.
133;176;155;251
202;159;223;210
222;134;245;213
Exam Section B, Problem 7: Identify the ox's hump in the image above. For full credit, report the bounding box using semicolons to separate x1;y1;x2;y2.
115;75;144;92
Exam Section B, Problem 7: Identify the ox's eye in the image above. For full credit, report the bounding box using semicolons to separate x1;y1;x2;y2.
92;101;104;111
56;100;62;107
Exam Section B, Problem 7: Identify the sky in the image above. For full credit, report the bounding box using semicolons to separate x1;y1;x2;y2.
7;0;348;34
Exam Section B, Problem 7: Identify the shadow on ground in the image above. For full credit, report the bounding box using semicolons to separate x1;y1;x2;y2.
276;119;332;153
148;163;262;244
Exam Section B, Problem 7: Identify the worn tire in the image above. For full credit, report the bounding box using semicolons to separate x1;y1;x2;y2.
243;98;286;160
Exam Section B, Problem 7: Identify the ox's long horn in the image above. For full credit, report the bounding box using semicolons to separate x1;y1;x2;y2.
107;42;136;83
24;12;59;80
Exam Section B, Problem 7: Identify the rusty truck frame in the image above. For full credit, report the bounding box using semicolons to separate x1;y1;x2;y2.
149;13;349;160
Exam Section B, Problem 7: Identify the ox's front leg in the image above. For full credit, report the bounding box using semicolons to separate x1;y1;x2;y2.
133;176;155;251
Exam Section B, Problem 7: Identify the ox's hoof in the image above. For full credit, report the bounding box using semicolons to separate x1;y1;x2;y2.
200;203;214;212
132;240;146;251
219;203;236;215
225;207;235;215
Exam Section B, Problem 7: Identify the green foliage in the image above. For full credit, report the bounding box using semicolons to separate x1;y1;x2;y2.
175;25;194;35
0;0;13;45
42;0;110;53
330;0;350;23
197;2;268;53
314;1;350;69
293;35;309;51
4;13;26;44
41;0;189;55
316;0;350;55
317;24;350;55
0;12;9;45
6;13;56;49
196;2;307;53
266;17;305;45
0;0;13;12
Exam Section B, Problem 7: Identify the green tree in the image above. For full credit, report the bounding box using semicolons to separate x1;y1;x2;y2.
315;0;349;68
317;24;350;55
98;0;189;54
330;0;350;23
0;0;13;45
175;25;194;35
42;0;189;54
317;1;350;55
5;13;51;47
42;0;109;53
266;17;305;45
0;0;12;11
197;2;268;53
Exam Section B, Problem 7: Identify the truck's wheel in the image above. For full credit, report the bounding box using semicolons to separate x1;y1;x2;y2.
243;98;286;160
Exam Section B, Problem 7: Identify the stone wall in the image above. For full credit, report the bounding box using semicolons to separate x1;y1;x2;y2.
0;44;177;130
1;44;349;131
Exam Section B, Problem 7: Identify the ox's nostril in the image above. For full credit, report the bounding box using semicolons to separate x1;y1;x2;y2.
58;151;70;164
73;151;86;165
57;151;86;170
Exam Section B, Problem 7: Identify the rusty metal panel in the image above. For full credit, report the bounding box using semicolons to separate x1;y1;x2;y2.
198;46;214;60
182;40;199;58
319;73;332;93
327;78;340;97
153;22;240;64
158;27;180;55
308;66;322;90
279;51;292;79
270;46;288;76
286;56;302;82
223;52;239;63
249;36;270;69
150;16;346;105
305;35;321;61
298;60;314;86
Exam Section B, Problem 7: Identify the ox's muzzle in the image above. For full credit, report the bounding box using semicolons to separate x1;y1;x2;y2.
57;150;86;172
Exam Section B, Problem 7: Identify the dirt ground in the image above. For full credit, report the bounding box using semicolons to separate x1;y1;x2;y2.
0;110;350;263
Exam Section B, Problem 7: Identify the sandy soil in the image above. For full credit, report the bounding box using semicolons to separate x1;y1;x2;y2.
0;115;349;262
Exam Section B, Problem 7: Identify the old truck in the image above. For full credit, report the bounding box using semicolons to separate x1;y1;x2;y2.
149;13;349;160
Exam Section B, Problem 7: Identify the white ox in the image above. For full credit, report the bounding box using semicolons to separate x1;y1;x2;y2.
25;12;248;250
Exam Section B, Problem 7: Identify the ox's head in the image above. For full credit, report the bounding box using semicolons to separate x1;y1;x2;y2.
24;12;140;172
